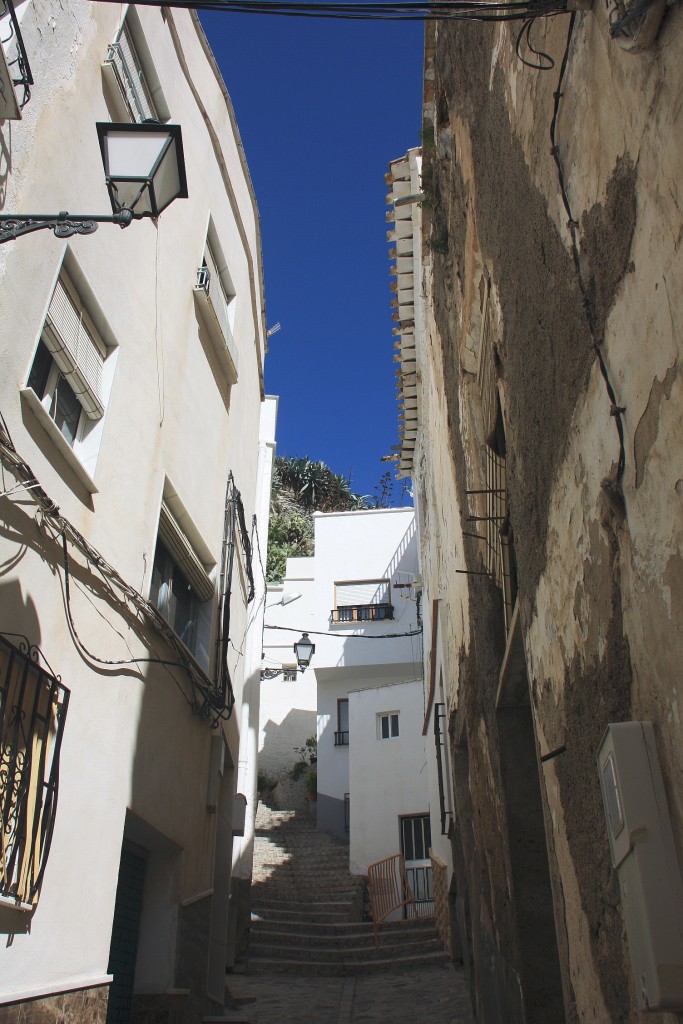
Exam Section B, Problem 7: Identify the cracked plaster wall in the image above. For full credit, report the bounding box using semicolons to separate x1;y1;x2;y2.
415;5;683;1022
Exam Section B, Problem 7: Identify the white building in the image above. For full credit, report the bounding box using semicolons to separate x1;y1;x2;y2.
0;3;272;1021
261;508;431;899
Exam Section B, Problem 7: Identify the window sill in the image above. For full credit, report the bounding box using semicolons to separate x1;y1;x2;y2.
21;388;99;494
0;893;33;913
193;287;239;385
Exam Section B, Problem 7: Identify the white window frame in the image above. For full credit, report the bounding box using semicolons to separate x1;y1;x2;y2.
194;219;239;385
377;712;400;740
149;487;216;671
21;255;117;493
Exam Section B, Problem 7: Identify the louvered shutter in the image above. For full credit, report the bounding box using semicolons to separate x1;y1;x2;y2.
335;580;389;608
116;23;157;122
158;503;214;603
44;277;104;420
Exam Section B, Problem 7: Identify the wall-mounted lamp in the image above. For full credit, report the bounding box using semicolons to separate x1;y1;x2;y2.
0;121;187;244
293;632;315;673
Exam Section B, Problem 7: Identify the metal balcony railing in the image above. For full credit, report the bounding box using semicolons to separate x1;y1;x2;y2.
334;731;349;746
331;603;394;624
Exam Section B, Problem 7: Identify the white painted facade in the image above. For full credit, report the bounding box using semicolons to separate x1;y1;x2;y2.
0;4;270;1020
348;679;428;876
259;559;317;784
261;508;426;860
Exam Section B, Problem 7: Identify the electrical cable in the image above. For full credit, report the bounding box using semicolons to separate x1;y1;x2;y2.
0;413;238;720
549;14;626;483
515;16;555;68
92;0;574;22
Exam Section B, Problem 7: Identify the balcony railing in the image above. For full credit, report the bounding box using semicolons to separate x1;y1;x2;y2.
0;633;69;907
331;604;394;624
334;731;349;746
194;250;239;384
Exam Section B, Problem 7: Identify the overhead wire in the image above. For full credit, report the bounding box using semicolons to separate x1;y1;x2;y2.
549;14;626;482
92;0;574;21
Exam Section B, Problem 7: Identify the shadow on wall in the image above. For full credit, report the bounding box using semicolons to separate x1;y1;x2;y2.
260;707;317;780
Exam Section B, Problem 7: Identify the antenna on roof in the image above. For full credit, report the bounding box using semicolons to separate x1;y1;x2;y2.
267;323;281;338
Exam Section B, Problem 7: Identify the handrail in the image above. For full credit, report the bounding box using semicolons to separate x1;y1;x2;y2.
367;853;416;945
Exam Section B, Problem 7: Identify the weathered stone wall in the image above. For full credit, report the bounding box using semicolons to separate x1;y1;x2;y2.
417;5;683;1022
430;853;452;956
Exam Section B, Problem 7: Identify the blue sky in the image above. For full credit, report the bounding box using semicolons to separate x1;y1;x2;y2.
199;11;423;500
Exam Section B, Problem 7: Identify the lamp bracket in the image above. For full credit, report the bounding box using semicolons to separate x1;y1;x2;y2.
0;209;133;244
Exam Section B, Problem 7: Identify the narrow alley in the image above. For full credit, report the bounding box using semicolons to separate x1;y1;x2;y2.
223;804;474;1024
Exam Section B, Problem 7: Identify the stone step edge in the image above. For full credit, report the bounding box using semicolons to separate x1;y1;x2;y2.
247;951;451;970
250;942;444;958
250;919;436;932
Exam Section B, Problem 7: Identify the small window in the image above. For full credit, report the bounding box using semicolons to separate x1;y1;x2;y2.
23;267;115;488
335;699;349;746
149;501;215;664
282;666;297;682
194;226;239;384
332;579;393;624
377;712;399;740
103;9;170;123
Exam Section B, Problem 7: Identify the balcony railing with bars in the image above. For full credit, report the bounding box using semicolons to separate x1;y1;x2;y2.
194;251;239;384
331;604;393;624
0;633;69;907
334;730;349;746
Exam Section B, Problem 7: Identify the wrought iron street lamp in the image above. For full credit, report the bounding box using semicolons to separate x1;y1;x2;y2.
0;121;188;244
293;632;315;673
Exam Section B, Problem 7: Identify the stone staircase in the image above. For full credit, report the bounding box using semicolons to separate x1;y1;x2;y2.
249;804;450;975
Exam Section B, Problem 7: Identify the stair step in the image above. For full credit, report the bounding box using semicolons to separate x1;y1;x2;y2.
251;917;436;936
248;950;451;975
250;938;444;961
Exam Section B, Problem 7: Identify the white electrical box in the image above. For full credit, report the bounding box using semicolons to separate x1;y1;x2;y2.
597;722;683;1011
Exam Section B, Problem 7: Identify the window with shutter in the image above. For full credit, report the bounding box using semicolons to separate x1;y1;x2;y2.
25;271;110;455
149;499;215;666
103;12;169;125
332;580;393;623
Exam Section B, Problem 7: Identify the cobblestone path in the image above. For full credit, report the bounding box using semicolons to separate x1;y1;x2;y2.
222;804;475;1024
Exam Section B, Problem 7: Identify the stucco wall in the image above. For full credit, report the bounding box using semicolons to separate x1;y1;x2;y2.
0;2;267;1013
348;680;428;875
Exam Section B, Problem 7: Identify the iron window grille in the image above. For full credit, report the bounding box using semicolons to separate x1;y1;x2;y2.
0;0;33;113
0;633;69;907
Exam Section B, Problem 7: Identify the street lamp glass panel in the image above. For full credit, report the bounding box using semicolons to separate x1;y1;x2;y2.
294;633;315;671
97;123;187;219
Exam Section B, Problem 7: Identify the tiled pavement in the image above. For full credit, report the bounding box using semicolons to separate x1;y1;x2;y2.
224;962;475;1024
